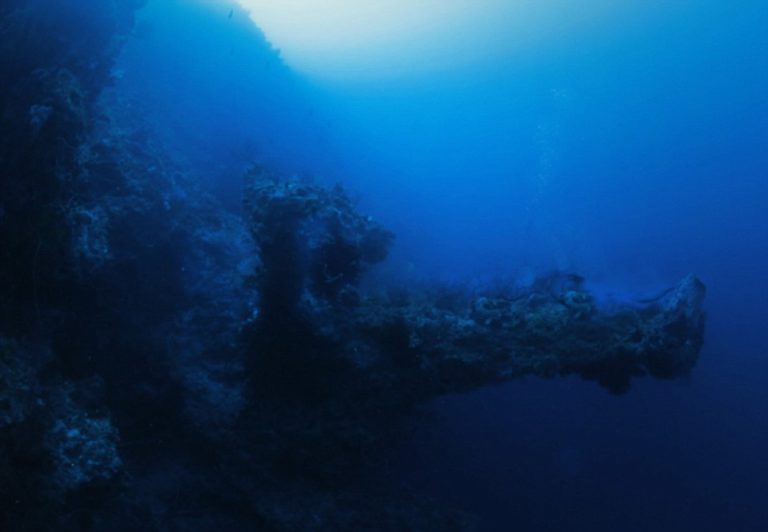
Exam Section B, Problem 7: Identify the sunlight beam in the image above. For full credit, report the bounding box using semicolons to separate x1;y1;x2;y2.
232;0;658;81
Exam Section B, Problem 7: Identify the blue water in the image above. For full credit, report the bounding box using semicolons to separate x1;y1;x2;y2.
114;1;768;529
12;0;764;529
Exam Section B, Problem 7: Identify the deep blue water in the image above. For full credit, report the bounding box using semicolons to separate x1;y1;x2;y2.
115;1;767;530
2;0;765;529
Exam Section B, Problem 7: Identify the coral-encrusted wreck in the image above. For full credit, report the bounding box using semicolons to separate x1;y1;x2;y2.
0;1;706;530
228;170;706;529
243;168;705;410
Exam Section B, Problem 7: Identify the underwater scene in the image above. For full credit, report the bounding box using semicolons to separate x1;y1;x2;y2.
1;0;766;530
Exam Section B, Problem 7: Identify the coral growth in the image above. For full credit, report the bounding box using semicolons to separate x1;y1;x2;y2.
245;166;393;315
46;388;122;492
244;172;705;401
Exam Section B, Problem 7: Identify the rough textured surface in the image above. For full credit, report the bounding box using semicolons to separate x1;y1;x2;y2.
0;0;144;335
243;171;705;402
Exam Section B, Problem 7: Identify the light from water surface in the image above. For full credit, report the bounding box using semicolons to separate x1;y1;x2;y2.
233;0;661;81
